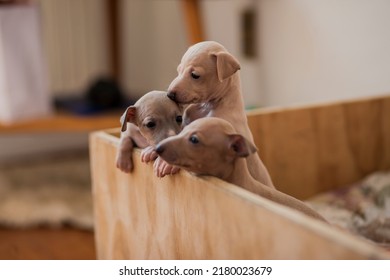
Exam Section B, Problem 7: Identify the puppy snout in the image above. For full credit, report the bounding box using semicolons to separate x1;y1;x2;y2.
167;91;176;101
155;144;165;155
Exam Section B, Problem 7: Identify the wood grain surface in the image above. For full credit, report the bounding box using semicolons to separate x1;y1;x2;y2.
90;95;390;261
248;95;390;199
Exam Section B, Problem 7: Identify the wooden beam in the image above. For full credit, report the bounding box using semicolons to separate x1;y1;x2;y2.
0;112;120;133
106;0;120;80
181;0;204;44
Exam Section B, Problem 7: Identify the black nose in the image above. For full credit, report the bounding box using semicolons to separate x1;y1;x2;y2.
167;91;176;101
155;144;165;155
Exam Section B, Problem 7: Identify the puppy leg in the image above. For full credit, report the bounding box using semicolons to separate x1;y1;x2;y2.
116;123;148;173
116;134;135;173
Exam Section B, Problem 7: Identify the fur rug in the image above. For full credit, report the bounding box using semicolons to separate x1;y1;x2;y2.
0;152;93;230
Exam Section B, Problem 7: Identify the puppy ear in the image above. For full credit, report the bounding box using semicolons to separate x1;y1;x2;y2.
176;63;182;73
227;134;257;158
211;51;241;82
120;106;136;132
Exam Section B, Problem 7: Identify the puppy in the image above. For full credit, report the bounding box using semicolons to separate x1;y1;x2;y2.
155;117;326;221
167;41;274;188
116;90;183;174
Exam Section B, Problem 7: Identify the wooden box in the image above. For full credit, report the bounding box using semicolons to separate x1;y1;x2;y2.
90;95;390;259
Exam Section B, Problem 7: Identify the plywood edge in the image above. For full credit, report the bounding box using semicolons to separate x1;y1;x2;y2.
89;129;120;146
247;93;390;116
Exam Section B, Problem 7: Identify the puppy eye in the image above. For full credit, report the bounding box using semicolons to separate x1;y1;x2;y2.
145;121;156;128
176;115;183;123
189;135;199;144
191;72;200;79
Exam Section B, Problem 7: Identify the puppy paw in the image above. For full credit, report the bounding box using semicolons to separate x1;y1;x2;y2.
141;146;158;163
153;157;180;177
116;154;133;173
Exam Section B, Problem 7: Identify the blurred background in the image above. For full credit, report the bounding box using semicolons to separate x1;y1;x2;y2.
1;0;390;259
39;0;390;107
28;0;390;108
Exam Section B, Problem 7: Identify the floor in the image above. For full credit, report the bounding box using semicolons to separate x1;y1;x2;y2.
0;227;96;260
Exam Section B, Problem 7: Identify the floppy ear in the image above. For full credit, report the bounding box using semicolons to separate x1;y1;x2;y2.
227;134;257;158
211;51;241;82
120;106;136;132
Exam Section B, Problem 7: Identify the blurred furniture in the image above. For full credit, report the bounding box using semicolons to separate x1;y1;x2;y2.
0;111;120;133
0;0;202;133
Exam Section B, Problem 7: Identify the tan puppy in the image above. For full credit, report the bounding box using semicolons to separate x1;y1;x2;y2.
116;90;183;173
155;118;326;222
167;41;274;188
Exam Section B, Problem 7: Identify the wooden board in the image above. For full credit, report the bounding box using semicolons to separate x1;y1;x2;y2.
0;111;121;133
90;130;390;260
247;95;390;199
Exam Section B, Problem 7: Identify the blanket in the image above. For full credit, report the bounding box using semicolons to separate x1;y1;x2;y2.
307;171;390;247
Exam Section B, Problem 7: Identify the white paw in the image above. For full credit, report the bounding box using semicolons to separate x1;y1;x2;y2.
153;157;180;178
141;146;158;163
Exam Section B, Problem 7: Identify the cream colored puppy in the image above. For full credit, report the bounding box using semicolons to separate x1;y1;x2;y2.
167;41;274;188
116;90;183;174
155;118;326;222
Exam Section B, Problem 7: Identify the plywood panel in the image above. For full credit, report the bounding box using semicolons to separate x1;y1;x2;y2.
90;130;390;260
247;95;390;199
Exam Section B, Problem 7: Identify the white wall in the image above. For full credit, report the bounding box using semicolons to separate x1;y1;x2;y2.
119;0;187;98
201;0;264;108
258;0;390;107
119;0;263;107
120;0;390;108
37;0;390;106
202;0;390;107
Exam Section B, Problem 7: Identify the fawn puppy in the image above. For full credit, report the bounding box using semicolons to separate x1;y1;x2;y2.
167;41;274;188
155;117;326;222
116;90;183;175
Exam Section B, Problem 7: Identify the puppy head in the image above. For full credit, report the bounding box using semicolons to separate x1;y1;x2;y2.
167;41;240;104
120;91;183;145
155;117;257;179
